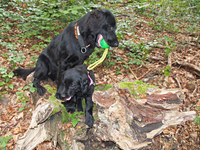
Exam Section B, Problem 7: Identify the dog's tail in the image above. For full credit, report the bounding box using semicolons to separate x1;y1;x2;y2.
13;68;35;80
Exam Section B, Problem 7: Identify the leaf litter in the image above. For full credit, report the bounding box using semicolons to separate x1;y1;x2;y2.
0;2;200;150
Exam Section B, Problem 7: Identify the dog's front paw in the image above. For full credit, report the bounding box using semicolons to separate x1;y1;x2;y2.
85;115;94;127
77;107;83;112
37;86;46;96
67;108;75;114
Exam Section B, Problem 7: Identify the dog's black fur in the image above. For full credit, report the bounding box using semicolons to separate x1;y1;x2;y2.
13;9;118;96
55;65;95;127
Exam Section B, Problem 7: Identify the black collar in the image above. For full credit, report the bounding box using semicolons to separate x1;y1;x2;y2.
75;22;90;54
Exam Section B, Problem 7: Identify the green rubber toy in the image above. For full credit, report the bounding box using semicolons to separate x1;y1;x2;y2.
100;39;110;48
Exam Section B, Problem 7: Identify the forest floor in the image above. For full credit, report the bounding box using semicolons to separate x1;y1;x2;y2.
0;1;200;150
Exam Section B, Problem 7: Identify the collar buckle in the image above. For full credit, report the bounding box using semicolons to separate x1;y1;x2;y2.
81;47;87;54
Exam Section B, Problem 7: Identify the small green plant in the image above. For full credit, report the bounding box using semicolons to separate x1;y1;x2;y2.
0;40;17;50
116;67;122;75
103;60;115;68
193;107;200;128
163;36;176;56
16;83;37;111
68;111;84;127
2;50;26;68
163;65;171;77
29;55;39;66
120;40;150;66
0;136;12;150
0;67;14;98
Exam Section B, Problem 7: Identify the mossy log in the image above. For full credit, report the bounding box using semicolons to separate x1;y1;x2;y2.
14;73;69;150
14;73;196;150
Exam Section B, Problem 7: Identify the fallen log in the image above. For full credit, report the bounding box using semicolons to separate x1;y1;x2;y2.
14;73;196;150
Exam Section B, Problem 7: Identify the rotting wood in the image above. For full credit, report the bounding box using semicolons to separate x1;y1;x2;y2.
14;73;196;150
92;83;196;149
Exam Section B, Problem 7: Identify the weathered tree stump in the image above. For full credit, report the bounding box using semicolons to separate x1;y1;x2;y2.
14;73;196;150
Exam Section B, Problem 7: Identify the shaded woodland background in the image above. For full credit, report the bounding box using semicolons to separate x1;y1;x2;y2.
0;0;200;149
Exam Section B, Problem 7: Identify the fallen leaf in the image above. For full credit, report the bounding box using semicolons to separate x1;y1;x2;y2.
66;123;71;128
76;126;81;129
12;127;22;134
141;93;147;99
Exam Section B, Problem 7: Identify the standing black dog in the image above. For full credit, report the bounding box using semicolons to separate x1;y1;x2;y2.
55;65;95;127
13;9;118;96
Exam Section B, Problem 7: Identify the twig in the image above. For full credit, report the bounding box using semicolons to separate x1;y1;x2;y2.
165;40;172;67
192;83;198;95
192;79;200;94
180;32;200;37
122;61;138;80
152;44;168;49
132;65;142;71
168;52;172;67
173;76;182;89
138;70;151;80
147;55;165;61
176;60;200;76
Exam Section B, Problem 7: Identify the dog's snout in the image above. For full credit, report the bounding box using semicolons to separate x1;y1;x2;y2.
114;41;119;47
55;93;61;99
61;93;66;98
55;92;67;100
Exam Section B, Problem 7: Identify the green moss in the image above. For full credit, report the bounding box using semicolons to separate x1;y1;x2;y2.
119;82;137;95
94;84;113;91
119;80;159;98
61;104;70;123
133;80;146;85
136;86;147;95
44;85;70;123
45;85;56;94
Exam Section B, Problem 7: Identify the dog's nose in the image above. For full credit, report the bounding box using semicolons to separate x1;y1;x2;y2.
55;93;61;99
61;93;67;99
115;41;119;47
113;41;119;47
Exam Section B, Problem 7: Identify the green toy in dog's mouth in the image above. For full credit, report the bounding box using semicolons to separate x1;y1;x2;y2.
96;34;110;49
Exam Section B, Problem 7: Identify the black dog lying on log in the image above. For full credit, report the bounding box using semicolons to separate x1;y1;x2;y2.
55;65;95;127
13;9;118;96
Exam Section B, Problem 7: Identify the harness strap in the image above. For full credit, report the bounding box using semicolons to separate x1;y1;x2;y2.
87;71;94;86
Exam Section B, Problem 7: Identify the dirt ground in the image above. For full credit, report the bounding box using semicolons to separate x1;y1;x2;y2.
0;3;200;150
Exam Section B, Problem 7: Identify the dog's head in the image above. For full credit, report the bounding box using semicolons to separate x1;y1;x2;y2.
82;9;119;48
55;67;91;101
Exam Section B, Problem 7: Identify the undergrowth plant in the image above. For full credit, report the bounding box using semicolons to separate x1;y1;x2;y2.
16;83;37;111
0;67;14;98
193;107;200;130
2;50;26;69
133;0;200;33
163;65;171;77
0;136;12;150
68;111;84;127
163;36;176;56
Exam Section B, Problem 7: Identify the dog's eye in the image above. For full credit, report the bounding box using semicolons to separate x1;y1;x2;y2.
70;84;76;88
108;25;113;31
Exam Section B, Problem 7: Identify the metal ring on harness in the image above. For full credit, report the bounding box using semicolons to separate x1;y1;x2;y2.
81;47;87;54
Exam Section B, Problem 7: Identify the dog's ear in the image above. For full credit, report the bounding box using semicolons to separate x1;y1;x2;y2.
80;75;90;94
86;10;104;32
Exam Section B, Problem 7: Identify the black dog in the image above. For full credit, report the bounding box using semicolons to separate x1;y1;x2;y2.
13;9;118;96
55;65;95;127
